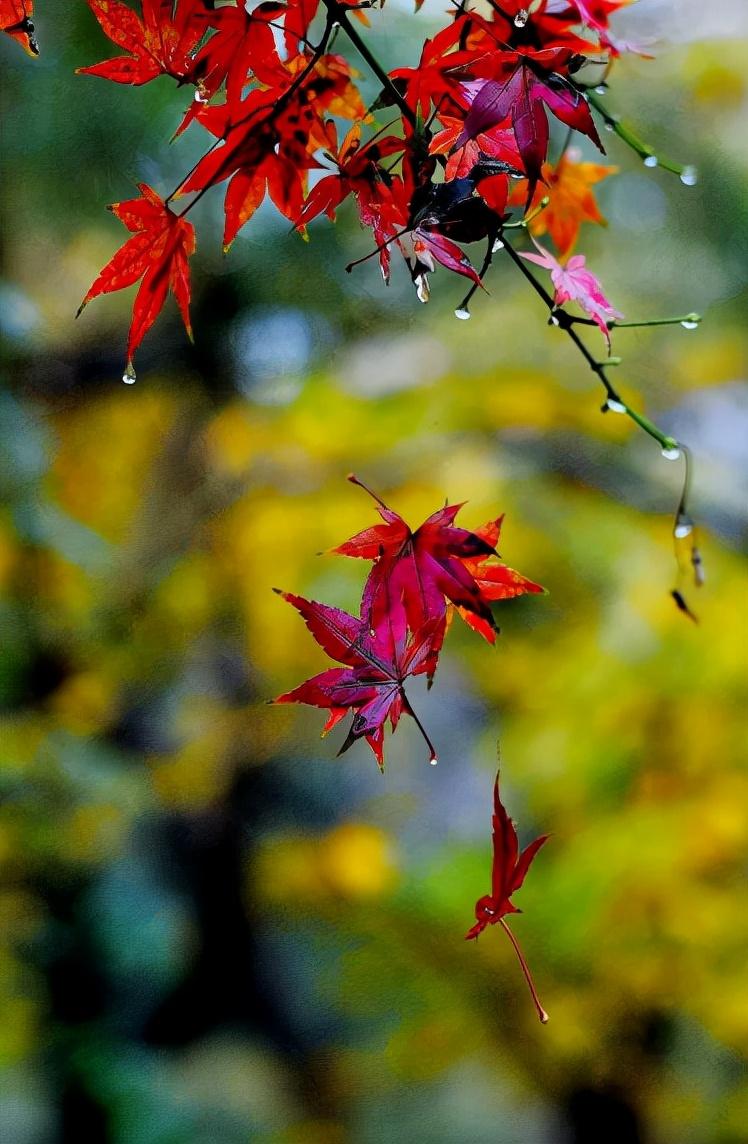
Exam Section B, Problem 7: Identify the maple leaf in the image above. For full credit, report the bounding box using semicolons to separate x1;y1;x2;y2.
295;123;405;228
457;51;603;204
273;591;442;769
456;516;546;643
1;0;38;55
178;86;318;250
389;18;477;120
466;772;549;1024
400;227;485;304
511;148;617;257
77;183;196;376
519;235;622;343
77;0;209;86
192;0;284;103
431;116;523;184
334;475;499;647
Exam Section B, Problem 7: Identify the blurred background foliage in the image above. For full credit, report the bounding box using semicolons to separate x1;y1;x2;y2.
1;3;747;1142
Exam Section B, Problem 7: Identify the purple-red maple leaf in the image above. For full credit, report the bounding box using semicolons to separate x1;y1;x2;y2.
334;475;498;648
457;50;603;205
466;772;549;1023
273;591;443;770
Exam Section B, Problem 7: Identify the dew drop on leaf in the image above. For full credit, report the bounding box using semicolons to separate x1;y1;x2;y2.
643;155;659;168
674;521;694;539
429;755;438;766
122;364;137;385
680;315;700;330
680;165;698;187
661;445;681;461
594;85;607;95
454;307;471;321
514;9;529;27
492;238;505;252
604;399;627;414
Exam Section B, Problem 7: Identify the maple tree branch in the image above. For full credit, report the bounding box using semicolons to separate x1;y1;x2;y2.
321;0;418;129
498;232;682;453
499;918;549;1024
316;5;700;563
585;88;694;179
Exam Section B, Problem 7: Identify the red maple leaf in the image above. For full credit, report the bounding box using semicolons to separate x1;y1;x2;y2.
273;591;442;769
466;772;549;1024
334;475;499;646
77;0;209;86
389;17;478;120
296;123;405;225
1;0;38;55
456;516;545;643
457;50;603;205
192;0;284;102
77;183;196;377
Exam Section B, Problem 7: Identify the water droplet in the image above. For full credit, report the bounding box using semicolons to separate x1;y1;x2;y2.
550;314;560;327
454;307;471;321
643;155;659;168
492;238;505;253
429;755;438;766
680;314;700;330
604;121;615;133
661;445;681;461
604;398;627;414
513;8;528;27
679;165;698;187
193;87;208;104
594;84;607;95
122;363;136;385
674;519;693;539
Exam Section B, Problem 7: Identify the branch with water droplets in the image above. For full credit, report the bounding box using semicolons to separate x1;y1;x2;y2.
585;88;698;184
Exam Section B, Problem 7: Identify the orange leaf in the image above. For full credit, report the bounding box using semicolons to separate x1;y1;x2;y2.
512;148;617;258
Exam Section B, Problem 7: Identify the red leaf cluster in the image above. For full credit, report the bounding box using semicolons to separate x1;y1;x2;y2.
71;0;631;372
274;475;543;770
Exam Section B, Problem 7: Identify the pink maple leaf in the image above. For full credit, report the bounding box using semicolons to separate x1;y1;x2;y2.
519;236;623;343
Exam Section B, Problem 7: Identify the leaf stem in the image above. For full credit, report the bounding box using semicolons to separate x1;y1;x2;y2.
347;472;391;511
499;918;549;1024
405;697;438;765
569;313;702;330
